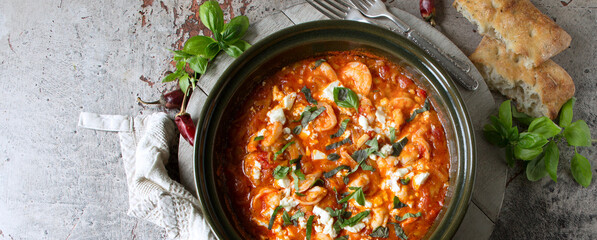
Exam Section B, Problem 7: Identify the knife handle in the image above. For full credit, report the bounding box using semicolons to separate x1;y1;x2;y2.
407;30;479;90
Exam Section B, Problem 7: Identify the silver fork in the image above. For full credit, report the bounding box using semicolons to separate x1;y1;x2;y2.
307;0;372;23
349;0;411;33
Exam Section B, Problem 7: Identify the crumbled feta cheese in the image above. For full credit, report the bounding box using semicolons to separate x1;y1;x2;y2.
344;222;366;233
313;206;337;238
283;127;291;134
279;196;299;211
358;115;373;131
369;154;377;160
375;108;387;126
322;81;342;101
413;172;430;187
276;177;291;189
362;214;371;224
384;167;412;192
283;92;297;110
267;107;286;124
285;135;293;141
251;161;261;180
364;200;372;208
380;144;393;156
298;216;307;228
257;128;266;136
312;150;327;160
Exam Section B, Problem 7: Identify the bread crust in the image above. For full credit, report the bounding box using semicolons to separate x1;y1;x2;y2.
454;0;571;69
470;37;575;119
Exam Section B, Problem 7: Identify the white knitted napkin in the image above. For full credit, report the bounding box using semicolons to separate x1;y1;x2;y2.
78;112;216;240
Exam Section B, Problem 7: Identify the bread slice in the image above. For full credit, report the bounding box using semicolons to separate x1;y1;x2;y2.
453;0;571;69
470;37;575;119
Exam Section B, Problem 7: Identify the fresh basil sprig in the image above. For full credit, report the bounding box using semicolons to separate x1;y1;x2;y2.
333;87;359;110
162;0;251;94
483;99;593;186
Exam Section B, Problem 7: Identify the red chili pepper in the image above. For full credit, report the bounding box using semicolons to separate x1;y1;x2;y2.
420;0;436;27
175;89;196;146
137;89;185;109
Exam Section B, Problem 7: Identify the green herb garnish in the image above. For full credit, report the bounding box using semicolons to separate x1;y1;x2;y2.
327;153;340;161
312;59;326;69
292;125;302;135
391;137;408;157
273;166;290;179
325;137;353;150
396;212;421;221
254;135;264;141
370;226;390;238
289;155;302;165
400;177;411;185
483;99;593;186
323;165;351;178
393;196;407;209
333;87;359;110
331;119;350;138
390;222;408;239
407;98;430;122
268;206;283;229
291;211;304;222
335;236;349;240
338;187;366;206
163;1;251;94
389;127;396;143
340;210;370;228
301;86;318;105
298;106;326;130
274;141;295;160
306;215;315;240
282;211;293;226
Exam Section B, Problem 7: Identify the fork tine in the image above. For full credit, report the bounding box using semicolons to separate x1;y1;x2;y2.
322;0;350;14
308;0;344;19
363;0;375;6
350;0;369;11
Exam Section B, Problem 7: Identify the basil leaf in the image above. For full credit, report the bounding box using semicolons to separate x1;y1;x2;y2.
162;71;182;83
338;187;366;206
222;16;249;43
199;1;224;33
514;145;543;161
327;153;340;161
289;155;302;165
544;141;560;182
400;177;410;185
306;215;315;240
222;40;251;58
187;56;208;74
172;50;192;61
336;236;348;240
366;139;379;150
526;153;547;181
389;127;396;143
517;132;548;149
512;107;534;127
326;137;352;150
390;222;408;240
370;226;390;238
393;196;407;209
505;145;515;167
324;165;350;178
351;149;371;163
301;106;326;127
333;87;359;110
360;163;375;171
254;136;264;141
407;98;430;122
396;212;421;221
563;120;592;147
483;123;507;147
391;137;408;157
341;211;370;228
273;165;290;179
292;125;302;135
301;86;318;105
498;100;512;129
291;211;304;221
182;36;218;58
312;59;326;70
571;152;592;187
274;141;295;160
268;206;283;229
528;117;561;139
558;97;575;128
508;126;520;142
282;211;293;226
331;119;350;138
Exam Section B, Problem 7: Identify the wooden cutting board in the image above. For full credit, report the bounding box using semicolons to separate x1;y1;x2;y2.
177;2;507;239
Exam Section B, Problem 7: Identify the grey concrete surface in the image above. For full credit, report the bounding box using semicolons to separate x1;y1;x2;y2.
0;0;595;239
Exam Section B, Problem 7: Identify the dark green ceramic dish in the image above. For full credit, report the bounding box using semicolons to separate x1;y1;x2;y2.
194;20;475;240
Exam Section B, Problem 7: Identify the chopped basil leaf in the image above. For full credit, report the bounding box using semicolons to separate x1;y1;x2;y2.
351;148;377;173
360;163;375;171
366;139;379;150
331;119;350;138
291;211;304;221
291;156;306;195
338;187;365;206
391;137;408;157
327;153;340;161
389;127;396;143
343;176;350;185
333;87;359;110
400;177;411;185
390;222;408;240
323;165;350;178
306;215;315;240
396;212;421;222
254;135;264;141
301;86;318;105
301;106;326;128
274;141;295;160
310;178;325;188
393;196;407;209
407;98;430;122
289;155;302;165
273;166;290;179
268;206;283;229
312;59;326;69
292;125;302;135
336;236;349;240
370;226;390;238
282;210;293;226
341;210;370;228
326;137;353;150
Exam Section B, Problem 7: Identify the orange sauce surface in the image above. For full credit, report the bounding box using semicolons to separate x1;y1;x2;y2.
222;51;449;240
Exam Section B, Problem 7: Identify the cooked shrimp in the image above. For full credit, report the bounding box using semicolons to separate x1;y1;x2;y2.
251;187;281;217
360;98;376;123
247;134;260;152
314;233;333;240
355;134;370;148
287;141;305;160
348;173;370;191
311;102;337;132
262;122;283;147
392;109;406;130
296;186;327;205
244;152;266;186
370;208;389;229
297;171;323;192
338;62;372;96
312;62;338;82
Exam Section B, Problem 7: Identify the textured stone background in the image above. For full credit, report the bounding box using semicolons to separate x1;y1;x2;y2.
0;0;595;239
